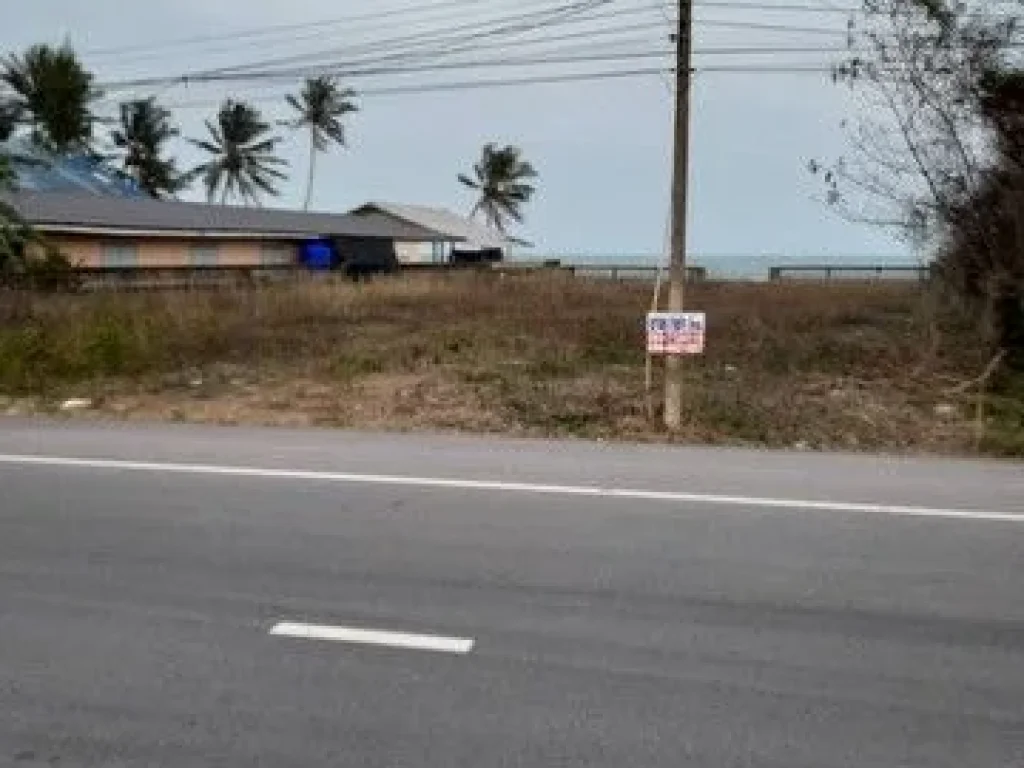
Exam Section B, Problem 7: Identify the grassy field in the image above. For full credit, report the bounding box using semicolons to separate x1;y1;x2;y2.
0;272;1021;456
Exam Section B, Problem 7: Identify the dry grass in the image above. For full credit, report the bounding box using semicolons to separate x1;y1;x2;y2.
0;271;1020;456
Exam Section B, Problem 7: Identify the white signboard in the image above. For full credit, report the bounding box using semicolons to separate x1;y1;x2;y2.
647;312;706;355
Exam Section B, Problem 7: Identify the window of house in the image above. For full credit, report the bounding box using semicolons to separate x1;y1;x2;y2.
101;242;139;268
261;242;294;266
190;243;220;267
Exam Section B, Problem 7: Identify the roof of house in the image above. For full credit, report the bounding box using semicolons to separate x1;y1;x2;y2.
349;202;532;249
2;137;145;198
4;190;446;242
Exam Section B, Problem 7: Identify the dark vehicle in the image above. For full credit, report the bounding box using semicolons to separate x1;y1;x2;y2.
450;247;503;265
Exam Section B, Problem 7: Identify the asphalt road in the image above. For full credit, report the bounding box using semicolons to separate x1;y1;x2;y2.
1;421;1022;767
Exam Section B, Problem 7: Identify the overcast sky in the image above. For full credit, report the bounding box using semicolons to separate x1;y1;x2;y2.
6;0;905;260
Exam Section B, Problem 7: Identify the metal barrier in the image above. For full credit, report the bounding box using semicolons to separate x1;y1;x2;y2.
1;261;708;292
769;264;932;282
563;264;706;282
502;263;705;281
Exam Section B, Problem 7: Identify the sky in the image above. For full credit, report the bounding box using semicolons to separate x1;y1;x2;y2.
4;0;908;262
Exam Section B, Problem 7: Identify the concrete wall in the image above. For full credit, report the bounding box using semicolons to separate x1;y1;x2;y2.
43;234;298;268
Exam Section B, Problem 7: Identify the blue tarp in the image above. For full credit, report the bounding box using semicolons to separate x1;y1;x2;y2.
299;239;336;270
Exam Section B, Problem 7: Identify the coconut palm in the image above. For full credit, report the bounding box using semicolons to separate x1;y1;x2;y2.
0;102;20;142
189;99;287;205
1;41;98;152
0;151;13;189
0;151;46;277
286;76;357;210
457;143;537;233
111;98;188;199
0;152;20;267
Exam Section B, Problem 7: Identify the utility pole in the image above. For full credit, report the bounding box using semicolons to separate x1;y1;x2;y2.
664;0;694;430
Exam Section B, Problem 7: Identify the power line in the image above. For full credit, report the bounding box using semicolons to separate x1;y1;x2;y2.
93;1;859;89
698;0;854;10
101;44;905;108
100;42;876;94
99;16;676;90
193;0;617;77
162;67;672;108
86;0;860;60
122;46;870;91
202;50;678;85
84;0;518;56
89;0;586;69
697;18;849;35
151;60;886;111
99;21;864;91
94;0;628;93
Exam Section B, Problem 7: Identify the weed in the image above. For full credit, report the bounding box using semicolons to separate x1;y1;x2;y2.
0;274;1014;455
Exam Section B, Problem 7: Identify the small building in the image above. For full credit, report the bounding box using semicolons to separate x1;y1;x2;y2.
5;190;445;271
348;202;529;264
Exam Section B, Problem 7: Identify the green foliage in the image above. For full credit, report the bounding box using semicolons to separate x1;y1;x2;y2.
189;99;288;205
0;325;52;392
1;144;24;272
0;309;147;392
979;379;1024;456
112;98;189;198
1;41;99;152
0;151;13;188
458;144;537;233
0;157;71;286
83;314;133;375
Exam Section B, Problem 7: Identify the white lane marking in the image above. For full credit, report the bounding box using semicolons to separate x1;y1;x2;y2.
0;453;1020;523
269;622;475;654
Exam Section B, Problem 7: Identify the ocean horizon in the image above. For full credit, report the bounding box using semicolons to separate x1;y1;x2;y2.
513;252;924;281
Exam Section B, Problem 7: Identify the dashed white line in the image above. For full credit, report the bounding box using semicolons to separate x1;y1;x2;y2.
0;453;1020;523
269;621;475;654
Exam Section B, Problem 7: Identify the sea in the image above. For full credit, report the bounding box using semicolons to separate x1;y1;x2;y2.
512;252;925;281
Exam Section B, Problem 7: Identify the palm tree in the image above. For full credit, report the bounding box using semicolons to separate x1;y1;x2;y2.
0;152;22;270
286;76;357;210
0;102;20;142
0;151;50;278
189;99;288;205
458;143;537;233
111;98;188;199
1;41;98;153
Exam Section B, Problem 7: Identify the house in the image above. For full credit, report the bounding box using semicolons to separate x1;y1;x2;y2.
348;202;530;264
4;190;451;271
3;142;531;269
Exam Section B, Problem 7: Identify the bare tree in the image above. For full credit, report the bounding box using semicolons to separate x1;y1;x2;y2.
815;0;1024;369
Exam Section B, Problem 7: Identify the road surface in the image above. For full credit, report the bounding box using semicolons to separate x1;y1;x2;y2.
0;420;1022;767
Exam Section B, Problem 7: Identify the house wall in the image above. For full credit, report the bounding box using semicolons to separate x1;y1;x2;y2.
394;241;449;264
42;234;298;268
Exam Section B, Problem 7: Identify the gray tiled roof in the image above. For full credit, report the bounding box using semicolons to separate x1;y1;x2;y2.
4;190;447;242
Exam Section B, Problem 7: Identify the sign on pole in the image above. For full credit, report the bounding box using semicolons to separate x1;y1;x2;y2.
647;311;706;355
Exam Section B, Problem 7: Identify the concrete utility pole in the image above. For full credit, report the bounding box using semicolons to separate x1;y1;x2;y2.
664;0;694;430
